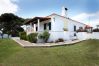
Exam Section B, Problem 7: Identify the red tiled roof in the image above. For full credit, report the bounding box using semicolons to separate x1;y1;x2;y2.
25;17;51;24
85;25;93;29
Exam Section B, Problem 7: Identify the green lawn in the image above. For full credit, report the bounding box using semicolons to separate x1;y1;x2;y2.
0;39;99;66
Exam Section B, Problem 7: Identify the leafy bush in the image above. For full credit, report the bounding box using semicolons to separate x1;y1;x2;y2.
55;38;64;43
15;27;24;37
38;31;50;42
27;33;38;43
63;28;68;31
93;28;99;32
19;32;27;40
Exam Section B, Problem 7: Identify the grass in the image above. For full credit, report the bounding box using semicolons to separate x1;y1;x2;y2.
0;39;99;66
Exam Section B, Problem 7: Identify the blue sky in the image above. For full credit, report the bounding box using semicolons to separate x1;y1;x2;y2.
15;0;99;18
0;0;99;27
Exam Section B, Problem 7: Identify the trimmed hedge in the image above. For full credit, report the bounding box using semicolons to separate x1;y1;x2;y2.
27;33;38;43
19;32;27;40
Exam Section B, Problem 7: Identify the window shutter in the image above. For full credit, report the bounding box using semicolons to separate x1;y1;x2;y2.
74;25;76;31
44;23;46;30
36;27;38;31
49;22;51;30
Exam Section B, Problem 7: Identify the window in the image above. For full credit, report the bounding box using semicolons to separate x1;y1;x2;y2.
79;27;83;30
44;22;51;30
74;33;77;36
74;25;76;31
53;18;55;22
44;23;46;30
48;22;51;30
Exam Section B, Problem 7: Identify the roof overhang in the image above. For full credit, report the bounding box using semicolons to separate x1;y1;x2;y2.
25;17;51;24
85;25;93;29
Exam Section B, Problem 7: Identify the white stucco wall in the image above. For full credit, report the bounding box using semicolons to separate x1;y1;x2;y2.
77;32;99;40
49;14;86;32
67;19;86;32
48;31;70;42
37;14;87;42
77;32;91;40
91;32;99;39
51;15;64;31
49;15;68;32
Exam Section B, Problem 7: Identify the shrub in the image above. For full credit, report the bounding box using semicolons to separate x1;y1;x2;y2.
38;31;50;42
93;28;99;32
55;38;64;43
63;28;68;31
12;27;24;37
27;33;38;43
19;32;27;40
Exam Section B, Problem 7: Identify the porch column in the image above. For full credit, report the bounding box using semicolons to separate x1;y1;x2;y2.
26;25;28;34
30;23;32;32
34;24;36;32
37;19;40;32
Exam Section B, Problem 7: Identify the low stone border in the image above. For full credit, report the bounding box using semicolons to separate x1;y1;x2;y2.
11;37;85;48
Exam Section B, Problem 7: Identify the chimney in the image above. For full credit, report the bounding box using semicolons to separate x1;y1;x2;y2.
61;6;68;17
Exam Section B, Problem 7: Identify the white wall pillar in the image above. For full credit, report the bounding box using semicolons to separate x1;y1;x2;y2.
37;19;40;32
26;25;28;34
51;17;55;31
34;24;36;32
30;23;32;32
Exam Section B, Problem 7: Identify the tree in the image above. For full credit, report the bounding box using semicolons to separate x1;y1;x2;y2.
0;13;25;37
96;25;99;29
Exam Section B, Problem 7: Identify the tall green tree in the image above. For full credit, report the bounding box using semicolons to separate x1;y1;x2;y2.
0;13;25;37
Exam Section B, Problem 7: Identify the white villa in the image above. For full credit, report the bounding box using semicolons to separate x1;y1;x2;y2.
25;7;92;42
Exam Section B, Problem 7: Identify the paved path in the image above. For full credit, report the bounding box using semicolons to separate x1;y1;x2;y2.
12;37;85;48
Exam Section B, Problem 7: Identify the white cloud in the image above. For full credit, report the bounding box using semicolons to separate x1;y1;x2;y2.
0;0;19;15
90;19;99;28
11;0;19;3
72;11;99;27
